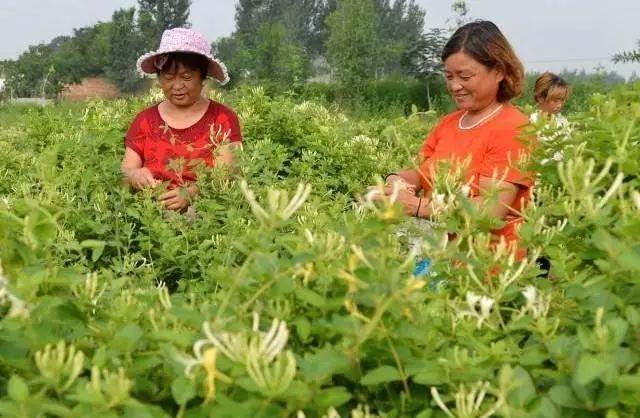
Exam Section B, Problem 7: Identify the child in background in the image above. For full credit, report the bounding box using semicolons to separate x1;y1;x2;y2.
530;72;572;164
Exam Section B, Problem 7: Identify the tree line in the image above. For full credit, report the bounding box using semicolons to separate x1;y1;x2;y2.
0;0;450;98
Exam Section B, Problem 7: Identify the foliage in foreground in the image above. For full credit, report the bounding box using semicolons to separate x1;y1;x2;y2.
0;84;639;417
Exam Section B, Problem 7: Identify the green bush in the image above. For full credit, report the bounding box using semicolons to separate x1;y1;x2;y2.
0;84;639;417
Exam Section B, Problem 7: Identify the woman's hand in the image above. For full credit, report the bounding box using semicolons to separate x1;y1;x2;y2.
383;185;423;216
158;184;197;212
127;167;160;191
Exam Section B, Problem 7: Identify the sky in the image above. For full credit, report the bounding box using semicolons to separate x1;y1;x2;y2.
0;0;638;78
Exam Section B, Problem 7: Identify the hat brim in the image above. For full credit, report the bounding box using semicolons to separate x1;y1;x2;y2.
137;50;230;85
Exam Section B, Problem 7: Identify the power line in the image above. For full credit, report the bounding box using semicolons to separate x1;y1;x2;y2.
524;57;615;64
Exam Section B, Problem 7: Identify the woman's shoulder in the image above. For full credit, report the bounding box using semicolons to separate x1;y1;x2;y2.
501;104;529;126
131;103;161;124
435;109;465;130
209;100;239;120
484;104;528;135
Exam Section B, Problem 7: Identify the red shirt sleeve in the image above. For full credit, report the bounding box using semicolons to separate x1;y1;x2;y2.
125;112;146;158
214;104;242;144
478;126;533;188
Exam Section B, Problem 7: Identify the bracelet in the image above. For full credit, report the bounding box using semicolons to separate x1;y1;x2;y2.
415;197;423;217
384;172;400;182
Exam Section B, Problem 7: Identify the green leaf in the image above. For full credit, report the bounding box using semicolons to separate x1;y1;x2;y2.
575;355;608;386
294;317;311;341
299;347;351;381
295;287;326;309
81;239;106;262
361;365;401;385
549;385;582;408
315;386;352;409
507;366;537;407
595;386;620;409
171;376;196;406
111;324;143;353
8;375;28;402
413;362;446;385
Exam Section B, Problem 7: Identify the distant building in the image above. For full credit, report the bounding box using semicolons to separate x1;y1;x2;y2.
0;79;5;93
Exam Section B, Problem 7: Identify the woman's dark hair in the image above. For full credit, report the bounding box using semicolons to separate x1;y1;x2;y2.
441;20;524;102
155;52;209;80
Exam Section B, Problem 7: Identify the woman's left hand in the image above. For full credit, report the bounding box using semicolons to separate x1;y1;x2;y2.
159;187;191;211
383;185;422;216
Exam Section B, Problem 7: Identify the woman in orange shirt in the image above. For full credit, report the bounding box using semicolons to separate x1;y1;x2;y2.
381;21;532;255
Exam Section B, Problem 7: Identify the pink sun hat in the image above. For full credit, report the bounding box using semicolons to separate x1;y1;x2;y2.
136;27;229;85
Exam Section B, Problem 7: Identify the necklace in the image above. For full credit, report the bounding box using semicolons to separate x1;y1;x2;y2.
458;104;504;130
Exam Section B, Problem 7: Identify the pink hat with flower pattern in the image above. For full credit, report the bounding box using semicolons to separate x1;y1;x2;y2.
137;28;229;85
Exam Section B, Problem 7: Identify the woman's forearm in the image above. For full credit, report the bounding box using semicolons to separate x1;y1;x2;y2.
386;169;423;191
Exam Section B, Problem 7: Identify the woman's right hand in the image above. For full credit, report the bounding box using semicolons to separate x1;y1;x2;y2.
127;167;160;190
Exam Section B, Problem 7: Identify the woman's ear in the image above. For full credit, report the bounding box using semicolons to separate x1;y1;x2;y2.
494;64;505;83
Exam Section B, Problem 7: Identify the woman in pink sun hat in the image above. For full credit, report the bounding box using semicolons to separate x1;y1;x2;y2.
121;27;242;212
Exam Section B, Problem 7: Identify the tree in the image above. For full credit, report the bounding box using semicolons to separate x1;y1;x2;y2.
3;44;58;97
326;0;379;92
613;40;640;64
52;23;111;84
138;0;192;48
234;0;326;57
403;28;447;79
105;8;145;93
373;0;425;76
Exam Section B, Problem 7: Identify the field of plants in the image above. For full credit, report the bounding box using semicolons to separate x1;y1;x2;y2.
0;84;639;418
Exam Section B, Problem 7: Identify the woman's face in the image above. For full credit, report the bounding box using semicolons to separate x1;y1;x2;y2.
443;51;504;113
159;62;204;107
537;87;568;115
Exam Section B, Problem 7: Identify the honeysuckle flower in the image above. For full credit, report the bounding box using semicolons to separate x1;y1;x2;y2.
431;381;503;418
466;292;481;310
240;180;311;226
173;341;232;403
479;296;495;319
457;292;496;330
88;366;133;408
177;313;296;398
35;340;85;394
597;172;624;209
156;281;172;310
246;348;296;397
632;190;640;211
350;244;373;269
518;285;550;319
0;264;29;319
360;180;405;220
552;151;564;162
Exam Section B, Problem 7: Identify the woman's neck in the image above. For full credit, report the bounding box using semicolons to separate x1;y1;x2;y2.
467;100;502;117
459;101;505;129
162;97;208;114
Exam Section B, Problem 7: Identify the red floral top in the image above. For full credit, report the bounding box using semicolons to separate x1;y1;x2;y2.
125;100;242;187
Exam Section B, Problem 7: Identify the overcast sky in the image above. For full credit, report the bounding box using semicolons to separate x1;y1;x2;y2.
1;0;638;78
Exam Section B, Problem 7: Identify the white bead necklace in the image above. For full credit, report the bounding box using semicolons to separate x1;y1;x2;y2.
458;104;504;130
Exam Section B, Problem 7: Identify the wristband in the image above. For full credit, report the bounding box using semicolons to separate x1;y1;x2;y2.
384;172;400;182
415;197;423;217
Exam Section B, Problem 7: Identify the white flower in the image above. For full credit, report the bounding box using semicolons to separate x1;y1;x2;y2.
632;190;640;211
518;285;550;320
466;292;481;310
479;297;495;319
0;263;29;319
240;180;311;226
457;292;495;330
431;381;503;418
552;151;564;161
460;184;471;197
522;286;537;307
